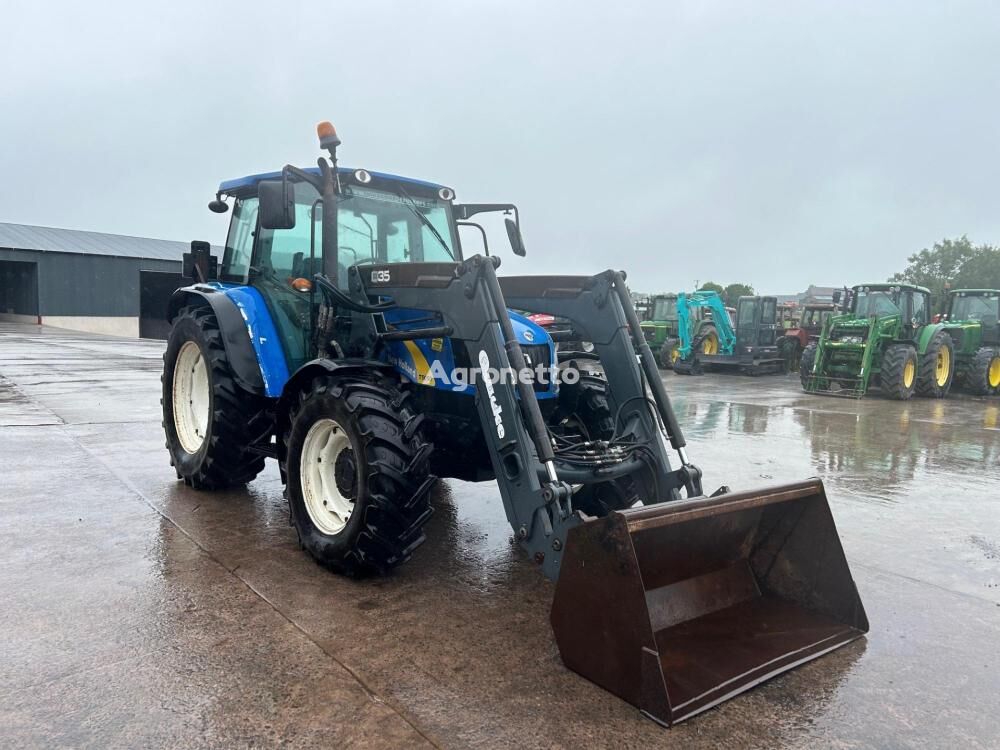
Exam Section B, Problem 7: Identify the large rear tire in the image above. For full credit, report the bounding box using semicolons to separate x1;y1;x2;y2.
162;305;267;489
880;344;918;400
283;376;435;577
916;331;955;398
967;347;1000;396
697;324;719;356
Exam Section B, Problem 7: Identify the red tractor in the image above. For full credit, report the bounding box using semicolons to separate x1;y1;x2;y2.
777;303;836;371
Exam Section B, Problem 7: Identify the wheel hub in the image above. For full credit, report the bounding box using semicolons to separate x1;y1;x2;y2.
300;419;355;535
935;346;950;387
172;340;210;454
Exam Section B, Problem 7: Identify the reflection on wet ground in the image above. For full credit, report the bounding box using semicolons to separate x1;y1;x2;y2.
1;323;998;748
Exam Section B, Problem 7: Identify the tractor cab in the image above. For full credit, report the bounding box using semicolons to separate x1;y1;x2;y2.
200;164;536;388
850;284;931;334
946;289;1000;346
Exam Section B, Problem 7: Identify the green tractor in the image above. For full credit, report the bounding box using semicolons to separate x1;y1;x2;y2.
640;293;716;369
944;289;1000;395
800;283;959;399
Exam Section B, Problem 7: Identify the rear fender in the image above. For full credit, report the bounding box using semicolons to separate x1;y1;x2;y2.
916;323;945;355
167;287;265;396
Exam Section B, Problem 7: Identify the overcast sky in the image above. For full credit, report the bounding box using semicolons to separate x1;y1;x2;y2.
2;1;998;293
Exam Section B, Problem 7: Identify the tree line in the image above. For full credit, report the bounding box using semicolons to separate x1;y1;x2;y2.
890;235;1000;310
698;236;1000;313
696;282;755;308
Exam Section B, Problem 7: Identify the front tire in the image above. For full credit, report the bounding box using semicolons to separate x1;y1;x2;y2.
284;376;435;577
881;344;918;400
658;338;680;369
916;331;955;398
162;305;267;489
967;347;1000;396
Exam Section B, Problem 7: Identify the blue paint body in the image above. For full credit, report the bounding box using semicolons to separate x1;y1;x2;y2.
208;282;556;401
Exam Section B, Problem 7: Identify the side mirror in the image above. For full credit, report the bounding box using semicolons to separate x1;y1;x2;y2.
258;179;296;230
505;217;526;257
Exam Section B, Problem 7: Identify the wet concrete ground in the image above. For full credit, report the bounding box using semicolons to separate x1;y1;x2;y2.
1;321;998;748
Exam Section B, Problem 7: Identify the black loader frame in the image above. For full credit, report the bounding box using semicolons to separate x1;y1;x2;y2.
320;256;703;579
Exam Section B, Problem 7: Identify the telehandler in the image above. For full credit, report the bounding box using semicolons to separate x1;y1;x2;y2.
162;122;867;726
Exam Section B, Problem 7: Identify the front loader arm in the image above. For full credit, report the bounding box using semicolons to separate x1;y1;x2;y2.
344;257;701;579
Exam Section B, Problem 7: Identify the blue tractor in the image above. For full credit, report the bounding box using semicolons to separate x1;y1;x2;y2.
162;122;867;726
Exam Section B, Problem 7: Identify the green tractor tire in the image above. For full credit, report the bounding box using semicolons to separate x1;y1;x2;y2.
658;338;680;370
881;344;918;400
967;347;1000;396
915;331;955;398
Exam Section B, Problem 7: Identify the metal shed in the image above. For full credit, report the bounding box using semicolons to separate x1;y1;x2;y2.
0;222;189;338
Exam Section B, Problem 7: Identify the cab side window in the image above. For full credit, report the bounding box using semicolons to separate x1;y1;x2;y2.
222;198;258;283
910;293;928;325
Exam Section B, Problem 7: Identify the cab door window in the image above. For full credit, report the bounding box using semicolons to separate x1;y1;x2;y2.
221;198;258;282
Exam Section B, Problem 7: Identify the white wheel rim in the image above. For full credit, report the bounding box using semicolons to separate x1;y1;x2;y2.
300;418;355;535
173;341;210;454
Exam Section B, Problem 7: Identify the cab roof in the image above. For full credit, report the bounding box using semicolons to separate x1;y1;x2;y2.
949;288;1000;295
218;167;446;197
853;282;931;294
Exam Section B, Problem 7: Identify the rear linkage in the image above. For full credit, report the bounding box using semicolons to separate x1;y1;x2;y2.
341;253;703;579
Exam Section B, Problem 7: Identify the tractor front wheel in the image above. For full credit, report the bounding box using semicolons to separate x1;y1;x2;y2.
967;347;1000;396
916;331;955;398
284;376;435;577
658;338;680;370
881;344;918;400
162;305;267;489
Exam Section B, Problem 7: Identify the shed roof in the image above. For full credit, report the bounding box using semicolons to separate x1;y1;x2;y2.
0;222;193;261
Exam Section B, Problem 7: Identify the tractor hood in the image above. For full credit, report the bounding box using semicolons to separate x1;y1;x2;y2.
508;309;551;347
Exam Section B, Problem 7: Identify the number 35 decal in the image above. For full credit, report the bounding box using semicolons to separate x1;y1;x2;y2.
370;269;391;283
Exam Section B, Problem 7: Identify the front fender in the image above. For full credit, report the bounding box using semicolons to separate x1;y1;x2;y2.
168;286;265;396
274;359;398;453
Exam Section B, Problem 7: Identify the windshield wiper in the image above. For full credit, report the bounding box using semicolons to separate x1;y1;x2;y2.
392;184;455;261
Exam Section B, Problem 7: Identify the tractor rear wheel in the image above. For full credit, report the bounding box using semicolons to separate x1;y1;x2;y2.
967;347;1000;396
916;331;955;398
162;305;267;489
551;375;651;516
284;375;435;577
697;324;719;356
799;342;818;388
881;344;918;400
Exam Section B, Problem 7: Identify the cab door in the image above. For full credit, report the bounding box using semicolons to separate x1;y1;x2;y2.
758;297;778;346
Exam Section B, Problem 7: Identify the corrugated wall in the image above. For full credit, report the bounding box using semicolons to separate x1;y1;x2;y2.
0;249;180;316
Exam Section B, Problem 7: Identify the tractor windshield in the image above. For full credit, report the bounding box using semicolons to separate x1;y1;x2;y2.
803;309;828;328
652;297;677;320
255;180;459;286
951;294;999;322
853;289;901;318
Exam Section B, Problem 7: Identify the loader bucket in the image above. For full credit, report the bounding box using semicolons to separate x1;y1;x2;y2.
551;479;868;726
